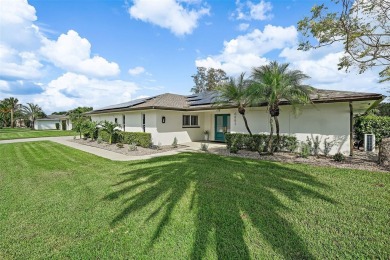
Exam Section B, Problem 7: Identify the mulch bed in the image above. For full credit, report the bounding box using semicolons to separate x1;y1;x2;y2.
208;147;389;173
71;139;186;156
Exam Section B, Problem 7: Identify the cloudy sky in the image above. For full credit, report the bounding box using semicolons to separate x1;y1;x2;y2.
0;0;387;113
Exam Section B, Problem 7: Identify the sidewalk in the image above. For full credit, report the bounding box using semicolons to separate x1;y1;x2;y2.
0;137;225;161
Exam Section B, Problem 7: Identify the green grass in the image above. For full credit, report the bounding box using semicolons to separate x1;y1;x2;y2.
0;128;75;140
0;141;389;259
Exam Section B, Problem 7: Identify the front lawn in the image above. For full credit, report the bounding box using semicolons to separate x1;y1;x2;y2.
0;141;389;259
0;128;75;140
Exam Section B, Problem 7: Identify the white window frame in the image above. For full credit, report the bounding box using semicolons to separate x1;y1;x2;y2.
182;115;199;128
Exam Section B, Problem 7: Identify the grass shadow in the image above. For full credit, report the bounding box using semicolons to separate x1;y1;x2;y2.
103;152;336;259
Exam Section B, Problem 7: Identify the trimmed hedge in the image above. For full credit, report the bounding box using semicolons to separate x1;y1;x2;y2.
354;115;390;144
225;133;297;153
98;131;151;148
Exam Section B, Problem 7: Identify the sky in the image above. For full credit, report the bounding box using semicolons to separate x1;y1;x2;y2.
0;0;388;113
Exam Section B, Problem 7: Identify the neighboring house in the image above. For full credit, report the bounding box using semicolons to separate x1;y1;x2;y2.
34;115;72;130
87;89;384;155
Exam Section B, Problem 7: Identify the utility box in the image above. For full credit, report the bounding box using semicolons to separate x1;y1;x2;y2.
364;134;375;152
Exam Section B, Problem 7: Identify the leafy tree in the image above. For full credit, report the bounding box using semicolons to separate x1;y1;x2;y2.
22;103;43;129
68;107;93;138
191;67;228;93
251;61;313;154
298;0;390;83
51;111;68;115
101;120;121;144
3;97;21;128
215;73;254;136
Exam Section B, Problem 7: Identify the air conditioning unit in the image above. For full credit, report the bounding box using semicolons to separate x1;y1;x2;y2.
364;134;375;152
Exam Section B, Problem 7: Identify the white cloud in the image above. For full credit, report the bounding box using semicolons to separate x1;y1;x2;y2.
235;0;273;21
33;73;140;112
238;23;250;31
128;0;210;36
128;66;146;75
40;30;120;78
195;25;297;75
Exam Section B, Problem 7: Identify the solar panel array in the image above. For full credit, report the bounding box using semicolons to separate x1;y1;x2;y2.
187;91;221;106
93;95;157;111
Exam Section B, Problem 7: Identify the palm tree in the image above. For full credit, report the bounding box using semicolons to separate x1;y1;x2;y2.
215;73;254;136
22;103;43;129
251;61;313;153
4;97;21;128
0;100;10;127
101;120;121;144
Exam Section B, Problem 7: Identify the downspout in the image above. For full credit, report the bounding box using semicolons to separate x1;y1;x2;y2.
349;101;353;157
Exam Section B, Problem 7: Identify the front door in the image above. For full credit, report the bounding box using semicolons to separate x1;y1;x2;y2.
215;114;230;141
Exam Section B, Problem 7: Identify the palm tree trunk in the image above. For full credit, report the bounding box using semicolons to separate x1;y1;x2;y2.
275;116;280;151
268;116;274;154
10;109;14;128
241;114;252;136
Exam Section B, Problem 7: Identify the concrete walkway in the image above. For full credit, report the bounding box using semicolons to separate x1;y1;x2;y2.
0;136;225;161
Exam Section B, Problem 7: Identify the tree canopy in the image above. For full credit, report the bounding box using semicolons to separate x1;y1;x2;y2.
298;0;390;83
191;67;228;93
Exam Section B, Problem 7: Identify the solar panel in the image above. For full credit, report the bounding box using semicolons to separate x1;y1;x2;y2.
93;96;156;111
187;91;222;106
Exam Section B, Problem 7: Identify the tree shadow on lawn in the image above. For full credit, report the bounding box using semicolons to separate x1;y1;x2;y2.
103;153;336;259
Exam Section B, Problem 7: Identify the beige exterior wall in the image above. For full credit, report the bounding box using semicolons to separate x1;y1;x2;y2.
90;102;351;154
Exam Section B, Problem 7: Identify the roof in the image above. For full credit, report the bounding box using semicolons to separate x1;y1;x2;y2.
36;114;69;121
87;88;385;114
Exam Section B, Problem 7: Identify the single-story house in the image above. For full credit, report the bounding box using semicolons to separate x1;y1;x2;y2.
87;88;384;155
35;115;72;130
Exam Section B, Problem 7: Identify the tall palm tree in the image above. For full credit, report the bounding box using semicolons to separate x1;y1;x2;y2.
4;97;21;128
214;73;254;136
22;103;43;129
251;61;313;153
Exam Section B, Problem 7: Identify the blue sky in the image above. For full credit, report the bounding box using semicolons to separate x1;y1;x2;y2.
0;0;387;113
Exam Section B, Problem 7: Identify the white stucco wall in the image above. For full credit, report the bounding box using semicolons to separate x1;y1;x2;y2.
89;102;352;154
35;120;60;130
205;102;351;155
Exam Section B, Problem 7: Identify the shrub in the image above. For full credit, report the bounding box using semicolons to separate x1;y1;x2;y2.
55;123;60;130
200;143;209;152
99;131;151;148
333;152;345;162
323;138;334;157
128;143;137;151
172;137;178;148
116;143;124;148
225;133;297;153
354;115;390;145
299;142;310;158
97;137;102;144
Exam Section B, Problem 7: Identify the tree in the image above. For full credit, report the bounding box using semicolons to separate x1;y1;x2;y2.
191;67;228;93
251;61;313;154
22;103;43;129
0;100;10;127
377;102;390;116
51;111;68;115
3;97;21;128
215;73;254;136
298;0;390;82
68;107;93;138
101;120;121;144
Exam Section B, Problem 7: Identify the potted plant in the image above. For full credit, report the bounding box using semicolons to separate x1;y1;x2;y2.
204;130;209;141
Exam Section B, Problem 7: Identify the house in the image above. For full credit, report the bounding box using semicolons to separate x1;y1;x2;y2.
34;114;72;130
87;88;384;155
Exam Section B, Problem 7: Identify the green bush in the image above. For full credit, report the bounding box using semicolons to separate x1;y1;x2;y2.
354;115;390;144
333;152;346;162
98;131;151;148
55;123;60;130
225;133;297;153
299;142;310;158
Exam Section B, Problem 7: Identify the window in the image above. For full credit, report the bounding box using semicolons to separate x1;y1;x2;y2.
141;114;146;132
183;115;199;127
115;118;118;124
122;115;125;131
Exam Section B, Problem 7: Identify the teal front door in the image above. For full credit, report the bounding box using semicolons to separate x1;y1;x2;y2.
215;114;230;141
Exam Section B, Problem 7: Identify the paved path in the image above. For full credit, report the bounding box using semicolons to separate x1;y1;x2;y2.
0;136;225;161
